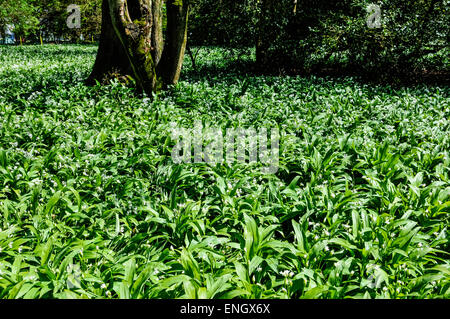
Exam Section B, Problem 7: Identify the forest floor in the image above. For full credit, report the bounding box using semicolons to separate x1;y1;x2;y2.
0;45;449;299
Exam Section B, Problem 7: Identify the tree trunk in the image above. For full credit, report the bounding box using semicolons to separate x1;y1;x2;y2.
87;0;190;96
87;0;131;84
158;0;190;86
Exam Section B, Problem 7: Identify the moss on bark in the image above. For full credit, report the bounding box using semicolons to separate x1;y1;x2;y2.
88;0;189;97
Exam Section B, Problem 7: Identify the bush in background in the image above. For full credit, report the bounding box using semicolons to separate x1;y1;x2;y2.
190;0;449;80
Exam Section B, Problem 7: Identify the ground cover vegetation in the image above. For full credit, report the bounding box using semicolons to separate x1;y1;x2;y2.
0;45;448;299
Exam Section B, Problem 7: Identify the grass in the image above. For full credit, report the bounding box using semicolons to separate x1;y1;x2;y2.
0;44;449;299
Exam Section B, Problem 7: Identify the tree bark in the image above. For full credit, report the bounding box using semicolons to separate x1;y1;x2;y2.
87;0;131;84
87;0;189;96
159;0;190;86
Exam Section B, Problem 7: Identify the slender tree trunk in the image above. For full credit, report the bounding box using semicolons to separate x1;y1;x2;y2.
158;0;190;86
151;0;164;66
87;0;190;96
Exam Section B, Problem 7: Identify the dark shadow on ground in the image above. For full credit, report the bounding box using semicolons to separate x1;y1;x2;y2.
182;57;450;88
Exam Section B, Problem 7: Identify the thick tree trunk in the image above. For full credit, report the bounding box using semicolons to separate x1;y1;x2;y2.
109;0;159;93
87;0;189;95
87;0;131;84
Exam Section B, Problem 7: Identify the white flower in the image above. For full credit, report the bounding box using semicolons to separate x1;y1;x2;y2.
101;283;107;289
